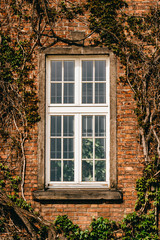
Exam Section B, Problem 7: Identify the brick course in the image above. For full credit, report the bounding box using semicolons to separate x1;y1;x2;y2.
25;0;155;229
1;0;158;230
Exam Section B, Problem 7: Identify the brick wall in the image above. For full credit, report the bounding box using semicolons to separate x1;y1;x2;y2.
24;0;157;229
1;0;158;230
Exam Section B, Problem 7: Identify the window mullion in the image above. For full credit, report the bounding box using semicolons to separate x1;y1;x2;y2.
74;115;80;183
76;59;80;105
61;116;63;182
93;61;95;104
93;115;95;181
62;61;64;104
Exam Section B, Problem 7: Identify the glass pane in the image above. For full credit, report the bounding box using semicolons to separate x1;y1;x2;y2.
82;138;93;159
82;83;93;103
82;61;93;81
51;83;62;103
82;160;93;181
82;116;93;137
95;116;106;136
63;161;74;181
95;160;106;181
95;61;106;81
50;160;61;181
95;138;106;159
95;83;106;103
63;116;74;136
64;83;74;103
64;61;75;81
51;61;62;81
50;138;61;159
51;116;61;136
63;138;74;159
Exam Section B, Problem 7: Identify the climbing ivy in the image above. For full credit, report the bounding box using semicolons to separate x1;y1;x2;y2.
0;0;160;239
55;215;117;240
54;213;159;239
54;1;160;239
86;0;160;233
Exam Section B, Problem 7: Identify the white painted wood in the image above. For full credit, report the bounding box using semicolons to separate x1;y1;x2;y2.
46;56;110;188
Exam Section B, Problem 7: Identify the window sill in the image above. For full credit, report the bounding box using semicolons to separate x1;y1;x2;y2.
33;189;123;201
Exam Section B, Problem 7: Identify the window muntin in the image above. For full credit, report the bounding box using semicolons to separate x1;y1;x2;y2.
50;115;74;182
51;60;75;104
82;115;106;182
46;56;110;188
82;60;106;104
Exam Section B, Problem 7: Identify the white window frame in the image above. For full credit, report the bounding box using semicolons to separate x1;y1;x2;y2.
46;56;110;188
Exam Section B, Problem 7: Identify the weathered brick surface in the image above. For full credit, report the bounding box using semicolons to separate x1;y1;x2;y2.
1;0;158;230
24;0;156;229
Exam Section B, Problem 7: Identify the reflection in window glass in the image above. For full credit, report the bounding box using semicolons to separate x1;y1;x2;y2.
51;83;62;103
95;116;106;136
50;115;74;182
63;138;74;159
95;83;106;103
64;83;74;103
82;60;106;104
64;61;74;81
50;138;61;159
82;138;93;159
51;61;62;81
95;138;106;159
82;83;93;103
63;161;74;181
82;115;106;182
82;61;93;81
50;160;61;181
63;116;74;136
95;160;106;181
82;116;93;137
51;61;75;104
82;160;93;181
51;116;61;136
95;61;106;81
48;57;108;185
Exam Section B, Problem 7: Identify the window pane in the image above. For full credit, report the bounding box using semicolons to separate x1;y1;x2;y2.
95;61;106;81
95;138;106;159
95;116;106;136
95;83;106;103
95;160;106;181
51;61;62;81
82;160;93;181
51;138;61;159
63;116;74;136
51;83;62;103
82;61;93;81
82;83;93;103
82;116;93;137
63;161;74;181
64;61;75;81
64;83;74;103
50;160;61;181
63;138;74;159
51;116;61;136
82;138;93;159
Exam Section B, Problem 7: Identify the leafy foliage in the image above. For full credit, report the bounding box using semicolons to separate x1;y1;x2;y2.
55;215;117;239
54;213;159;239
0;0;160;239
53;1;160;239
121;212;158;240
